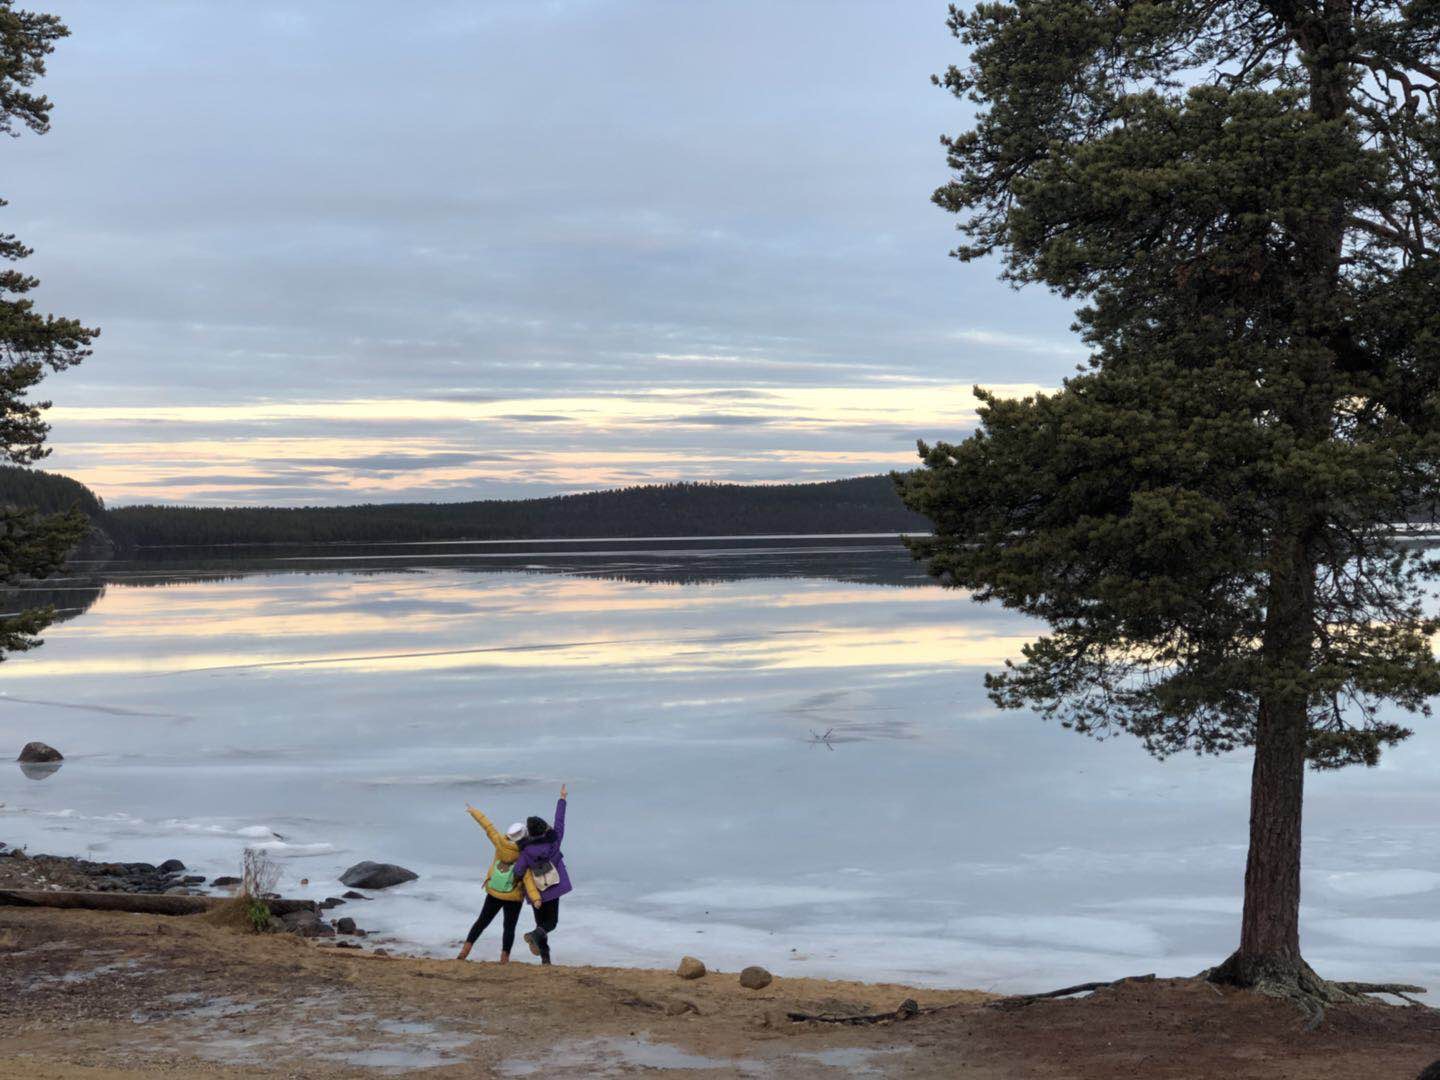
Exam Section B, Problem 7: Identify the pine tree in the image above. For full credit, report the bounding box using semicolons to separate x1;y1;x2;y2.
901;0;1440;1000
0;2;96;660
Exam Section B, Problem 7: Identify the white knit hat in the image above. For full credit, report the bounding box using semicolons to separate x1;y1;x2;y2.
506;822;526;841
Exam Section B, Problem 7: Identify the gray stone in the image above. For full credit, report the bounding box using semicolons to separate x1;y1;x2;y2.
739;966;773;990
279;909;335;938
341;890;369;900
211;876;242;887
676;956;706;980
17;742;63;763
335;916;357;934
1417;1061;1440;1080
320;897;345;909
158;859;186;874
338;862;417;890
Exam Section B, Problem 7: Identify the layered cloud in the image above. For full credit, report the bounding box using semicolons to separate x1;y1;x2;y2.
14;1;1081;505
48;382;1045;504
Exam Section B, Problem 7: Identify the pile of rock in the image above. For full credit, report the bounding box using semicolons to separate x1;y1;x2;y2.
0;850;212;896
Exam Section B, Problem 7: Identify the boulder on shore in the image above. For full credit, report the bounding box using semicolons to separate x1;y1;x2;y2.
210;876;242;888
1417;1060;1440;1080
335;916;357;935
279;909;335;938
739;966;773;990
676;956;706;980
17;742;63;763
339;862;417;890
158;859;186;874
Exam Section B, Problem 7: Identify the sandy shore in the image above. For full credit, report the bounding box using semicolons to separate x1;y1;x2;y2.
4;905;1440;1078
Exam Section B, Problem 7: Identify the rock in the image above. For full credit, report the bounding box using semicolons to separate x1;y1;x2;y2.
341;890;369;900
211;876;242;888
676;956;706;980
739;966;773;990
338;862;417;890
334;940;361;950
320;897;346;909
664;998;699;1016
181;875;206;885
17;742;63;763
335;917;357;935
279;909;335;938
157;859;186;874
1418;1062;1440;1080
374;948;390;957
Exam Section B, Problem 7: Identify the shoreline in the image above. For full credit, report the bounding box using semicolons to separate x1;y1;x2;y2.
5;904;1439;1078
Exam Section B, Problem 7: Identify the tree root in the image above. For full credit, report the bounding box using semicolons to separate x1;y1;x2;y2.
983;973;1156;1010
788;967;1433;1029
789;974;1158;1025
1204;953;1432;1026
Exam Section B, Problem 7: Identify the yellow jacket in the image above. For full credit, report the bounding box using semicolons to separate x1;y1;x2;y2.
467;807;541;905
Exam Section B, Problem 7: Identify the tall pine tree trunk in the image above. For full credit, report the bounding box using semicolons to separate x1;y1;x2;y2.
1213;528;1318;987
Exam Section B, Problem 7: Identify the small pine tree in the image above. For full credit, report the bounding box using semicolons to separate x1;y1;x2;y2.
0;2;97;660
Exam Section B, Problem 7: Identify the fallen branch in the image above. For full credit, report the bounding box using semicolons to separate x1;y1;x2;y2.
789;998;921;1025
0;889;315;918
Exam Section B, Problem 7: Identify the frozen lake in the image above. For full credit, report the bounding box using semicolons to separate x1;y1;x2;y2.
2;536;1437;996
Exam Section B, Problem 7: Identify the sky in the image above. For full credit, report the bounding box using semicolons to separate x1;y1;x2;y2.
11;0;1080;506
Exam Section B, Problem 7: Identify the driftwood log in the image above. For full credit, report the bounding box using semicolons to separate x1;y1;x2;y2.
0;889;316;917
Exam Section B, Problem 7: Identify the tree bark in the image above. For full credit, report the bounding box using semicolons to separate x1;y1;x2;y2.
1212;697;1309;984
1212;523;1317;988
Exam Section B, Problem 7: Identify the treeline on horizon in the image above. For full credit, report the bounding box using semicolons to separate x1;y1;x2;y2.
0;467;929;547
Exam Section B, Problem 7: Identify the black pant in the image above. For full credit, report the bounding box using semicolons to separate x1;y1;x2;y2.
531;898;560;960
467;894;522;952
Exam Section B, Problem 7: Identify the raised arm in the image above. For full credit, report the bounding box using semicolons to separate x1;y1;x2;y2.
466;804;504;849
553;790;567;845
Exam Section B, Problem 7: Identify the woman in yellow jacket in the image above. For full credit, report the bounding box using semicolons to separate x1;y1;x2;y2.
456;803;542;963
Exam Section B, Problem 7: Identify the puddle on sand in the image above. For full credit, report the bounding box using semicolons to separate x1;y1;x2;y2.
502;1036;761;1076
789;1046;914;1075
154;989;484;1073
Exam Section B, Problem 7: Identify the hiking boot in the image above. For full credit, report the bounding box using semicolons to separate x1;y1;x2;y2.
523;932;540;957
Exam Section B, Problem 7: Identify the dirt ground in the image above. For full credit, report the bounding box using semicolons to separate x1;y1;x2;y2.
2;907;1438;1078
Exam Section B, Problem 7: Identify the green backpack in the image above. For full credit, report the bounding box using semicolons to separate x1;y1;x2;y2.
487;860;516;894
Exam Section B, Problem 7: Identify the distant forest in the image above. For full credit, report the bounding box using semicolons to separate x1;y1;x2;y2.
0;467;929;547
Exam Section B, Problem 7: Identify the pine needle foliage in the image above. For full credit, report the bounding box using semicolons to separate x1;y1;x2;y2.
900;0;1440;979
0;2;96;662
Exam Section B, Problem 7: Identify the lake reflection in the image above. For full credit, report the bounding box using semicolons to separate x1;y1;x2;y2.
1;536;1437;997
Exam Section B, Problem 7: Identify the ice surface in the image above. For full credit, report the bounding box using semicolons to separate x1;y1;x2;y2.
3;539;1439;999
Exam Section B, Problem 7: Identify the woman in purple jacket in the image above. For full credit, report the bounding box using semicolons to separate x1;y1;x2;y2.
512;783;572;965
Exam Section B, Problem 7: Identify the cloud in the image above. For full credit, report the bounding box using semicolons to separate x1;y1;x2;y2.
16;1;1081;505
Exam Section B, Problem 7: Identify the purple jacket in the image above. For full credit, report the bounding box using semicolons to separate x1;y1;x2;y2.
513;797;572;903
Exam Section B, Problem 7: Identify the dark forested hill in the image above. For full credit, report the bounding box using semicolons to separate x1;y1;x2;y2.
0;465;107;519
107;476;927;545
0;472;928;547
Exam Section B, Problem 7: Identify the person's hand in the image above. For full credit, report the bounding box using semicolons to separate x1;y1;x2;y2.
465;803;474;813
560;784;567;799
